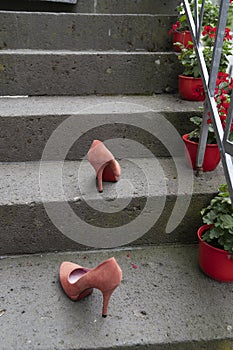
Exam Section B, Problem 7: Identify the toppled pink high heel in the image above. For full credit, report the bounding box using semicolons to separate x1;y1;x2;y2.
87;140;121;192
60;257;122;317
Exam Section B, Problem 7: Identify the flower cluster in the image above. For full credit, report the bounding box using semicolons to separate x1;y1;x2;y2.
169;0;221;35
202;26;232;41
191;72;233;144
202;24;232;74
168;21;181;35
177;22;232;78
213;72;233;133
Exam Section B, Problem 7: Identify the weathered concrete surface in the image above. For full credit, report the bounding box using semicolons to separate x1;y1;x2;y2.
0;158;224;255
91;0;181;14
0;50;182;96
0;0;181;14
1;246;233;350
0;95;202;117
0;95;202;162
0;12;175;51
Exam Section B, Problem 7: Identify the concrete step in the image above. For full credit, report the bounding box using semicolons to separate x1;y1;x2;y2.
87;0;181;14
0;12;175;51
0;157;224;255
0;0;181;14
0;50;182;96
1;245;233;350
0;95;202;162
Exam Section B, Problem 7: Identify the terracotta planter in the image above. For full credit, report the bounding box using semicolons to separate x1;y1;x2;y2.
198;225;233;282
182;134;220;172
179;75;205;101
173;31;193;52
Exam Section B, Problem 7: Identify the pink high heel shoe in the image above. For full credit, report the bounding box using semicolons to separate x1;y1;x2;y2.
59;257;122;317
87;140;121;192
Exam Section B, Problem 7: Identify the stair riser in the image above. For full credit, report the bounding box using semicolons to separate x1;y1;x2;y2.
88;0;181;14
0;13;175;51
0;0;181;14
0;193;214;255
0;112;198;162
0;52;181;96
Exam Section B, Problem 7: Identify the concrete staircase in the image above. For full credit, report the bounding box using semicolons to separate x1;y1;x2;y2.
0;2;182;95
1;1;233;349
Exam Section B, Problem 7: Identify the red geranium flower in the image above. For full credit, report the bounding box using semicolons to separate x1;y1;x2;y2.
217;72;229;80
223;102;230;109
168;21;181;35
225;27;232;41
202;25;216;38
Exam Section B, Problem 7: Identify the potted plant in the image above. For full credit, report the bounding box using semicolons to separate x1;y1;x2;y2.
198;184;233;282
169;22;193;53
169;0;219;52
178;22;232;101
169;2;193;52
182;115;220;171
177;45;205;101
182;71;233;171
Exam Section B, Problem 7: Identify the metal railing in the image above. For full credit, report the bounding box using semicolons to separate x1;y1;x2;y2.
183;0;233;202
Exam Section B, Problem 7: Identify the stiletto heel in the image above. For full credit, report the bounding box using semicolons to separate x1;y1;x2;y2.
87;140;121;192
60;257;122;317
97;166;104;193
102;288;116;318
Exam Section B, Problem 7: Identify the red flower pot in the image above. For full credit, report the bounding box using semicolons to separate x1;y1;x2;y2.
179;75;205;101
198;224;233;282
182;134;220;172
173;31;193;52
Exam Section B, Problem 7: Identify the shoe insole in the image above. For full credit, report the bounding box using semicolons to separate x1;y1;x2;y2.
102;165;116;182
69;269;87;284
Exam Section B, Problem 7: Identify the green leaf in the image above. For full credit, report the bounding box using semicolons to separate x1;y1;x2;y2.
219;184;229;193
209;227;222;239
193;66;201;78
203;210;218;224
190;116;202;126
219;214;233;229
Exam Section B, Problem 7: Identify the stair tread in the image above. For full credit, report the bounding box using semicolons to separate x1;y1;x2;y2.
0;10;174;17
0;158;224;206
1;245;233;349
0;94;202;116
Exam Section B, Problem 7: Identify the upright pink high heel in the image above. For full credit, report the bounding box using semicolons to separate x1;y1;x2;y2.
87;140;121;192
59;257;122;317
